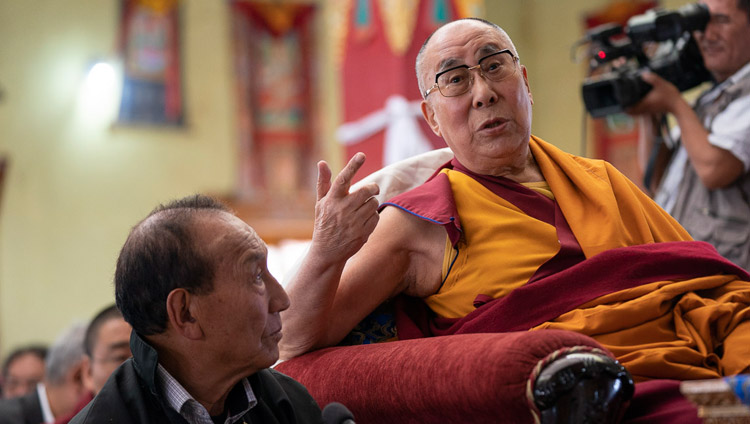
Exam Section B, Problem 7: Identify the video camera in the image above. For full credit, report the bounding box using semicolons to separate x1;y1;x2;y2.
581;3;712;118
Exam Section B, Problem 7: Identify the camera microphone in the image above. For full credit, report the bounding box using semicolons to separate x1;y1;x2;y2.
322;402;356;424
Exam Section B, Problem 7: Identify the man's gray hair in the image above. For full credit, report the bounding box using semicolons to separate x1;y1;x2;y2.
45;323;86;386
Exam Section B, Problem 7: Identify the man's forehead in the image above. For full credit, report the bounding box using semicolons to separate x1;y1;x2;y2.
9;353;44;368
703;0;745;15
215;217;266;257
94;316;129;341
425;21;510;66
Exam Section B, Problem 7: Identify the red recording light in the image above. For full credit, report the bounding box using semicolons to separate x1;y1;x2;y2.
597;50;607;60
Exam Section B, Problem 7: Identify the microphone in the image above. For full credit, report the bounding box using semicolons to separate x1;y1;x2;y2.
322;402;356;424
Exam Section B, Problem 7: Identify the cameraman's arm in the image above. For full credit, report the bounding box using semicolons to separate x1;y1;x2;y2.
630;71;744;189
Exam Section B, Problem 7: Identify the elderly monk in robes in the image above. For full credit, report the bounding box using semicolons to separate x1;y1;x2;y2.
279;17;750;383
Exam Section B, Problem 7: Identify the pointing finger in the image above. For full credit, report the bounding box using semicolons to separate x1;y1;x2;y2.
330;153;366;198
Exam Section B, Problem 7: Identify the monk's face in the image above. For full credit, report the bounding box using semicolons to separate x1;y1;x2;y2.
420;20;534;176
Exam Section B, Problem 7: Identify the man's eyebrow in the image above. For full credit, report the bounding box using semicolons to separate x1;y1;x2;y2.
477;44;502;57
436;44;504;73
437;57;462;73
107;341;130;351
710;13;730;23
240;247;266;267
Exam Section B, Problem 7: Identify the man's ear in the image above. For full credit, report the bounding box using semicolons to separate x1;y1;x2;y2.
67;359;86;392
421;100;442;137
81;355;95;394
165;288;204;340
521;65;533;105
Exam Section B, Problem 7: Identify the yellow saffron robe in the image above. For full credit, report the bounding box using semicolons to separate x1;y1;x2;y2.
416;135;750;381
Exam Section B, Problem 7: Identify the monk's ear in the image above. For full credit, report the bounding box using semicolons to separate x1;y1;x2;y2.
421;100;442;137
521;65;533;105
165;288;203;340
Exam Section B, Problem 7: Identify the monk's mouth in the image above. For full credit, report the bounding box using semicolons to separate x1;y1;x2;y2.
480;119;507;130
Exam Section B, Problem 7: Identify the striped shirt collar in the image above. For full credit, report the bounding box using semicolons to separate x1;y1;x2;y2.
700;61;750;104
156;363;257;424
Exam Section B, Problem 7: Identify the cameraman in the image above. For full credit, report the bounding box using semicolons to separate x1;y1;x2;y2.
629;0;750;270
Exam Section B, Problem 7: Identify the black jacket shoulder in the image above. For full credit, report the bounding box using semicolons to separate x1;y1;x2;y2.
0;390;44;424
70;360;322;424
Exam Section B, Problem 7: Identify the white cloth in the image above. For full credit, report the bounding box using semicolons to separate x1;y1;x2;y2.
337;95;434;166
278;147;454;288
36;383;54;424
350;146;454;204
655;61;750;213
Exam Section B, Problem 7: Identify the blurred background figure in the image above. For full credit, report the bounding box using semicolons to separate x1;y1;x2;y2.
51;304;133;424
82;304;132;396
1;345;48;399
0;324;87;424
629;0;750;270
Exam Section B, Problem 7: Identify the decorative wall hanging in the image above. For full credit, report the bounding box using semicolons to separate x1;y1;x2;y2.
118;0;184;126
231;1;317;205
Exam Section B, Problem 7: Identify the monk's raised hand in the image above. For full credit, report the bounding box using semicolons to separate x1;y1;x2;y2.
313;152;380;259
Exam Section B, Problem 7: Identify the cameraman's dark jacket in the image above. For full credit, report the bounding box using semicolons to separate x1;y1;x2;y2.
69;332;323;424
664;68;750;270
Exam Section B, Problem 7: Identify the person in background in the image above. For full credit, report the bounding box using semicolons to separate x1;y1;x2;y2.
81;304;131;396
1;345;47;399
52;304;133;424
70;194;322;424
629;0;750;270
0;324;87;423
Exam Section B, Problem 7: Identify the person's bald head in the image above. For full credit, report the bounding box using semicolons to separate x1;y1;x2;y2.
415;18;518;98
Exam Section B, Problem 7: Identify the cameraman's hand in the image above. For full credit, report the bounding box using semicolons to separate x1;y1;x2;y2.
627;71;684;116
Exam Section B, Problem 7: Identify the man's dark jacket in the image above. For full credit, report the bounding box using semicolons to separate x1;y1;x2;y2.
0;389;44;424
69;332;323;424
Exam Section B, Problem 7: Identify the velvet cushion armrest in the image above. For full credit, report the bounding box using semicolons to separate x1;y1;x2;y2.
274;330;609;424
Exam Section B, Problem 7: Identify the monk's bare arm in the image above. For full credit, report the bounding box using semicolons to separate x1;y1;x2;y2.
279;175;444;359
326;206;445;340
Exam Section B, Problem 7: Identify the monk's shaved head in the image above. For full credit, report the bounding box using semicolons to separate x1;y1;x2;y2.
415;18;517;97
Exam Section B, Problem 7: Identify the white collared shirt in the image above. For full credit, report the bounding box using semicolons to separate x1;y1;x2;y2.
36;383;55;423
655;61;750;213
156;364;257;424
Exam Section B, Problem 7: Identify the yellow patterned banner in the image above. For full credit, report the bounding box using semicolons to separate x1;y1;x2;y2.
377;0;420;56
250;3;311;35
329;0;353;66
454;0;484;18
135;0;178;15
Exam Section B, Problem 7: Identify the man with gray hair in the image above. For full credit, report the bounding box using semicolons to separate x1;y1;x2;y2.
0;323;88;424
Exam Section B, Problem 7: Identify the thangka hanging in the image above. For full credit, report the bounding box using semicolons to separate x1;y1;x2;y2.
118;0;184;126
231;1;317;202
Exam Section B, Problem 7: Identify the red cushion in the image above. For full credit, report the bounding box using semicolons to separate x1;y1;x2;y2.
623;380;700;424
276;330;607;423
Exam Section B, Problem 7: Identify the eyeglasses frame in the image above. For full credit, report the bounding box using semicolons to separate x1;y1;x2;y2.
423;49;520;99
